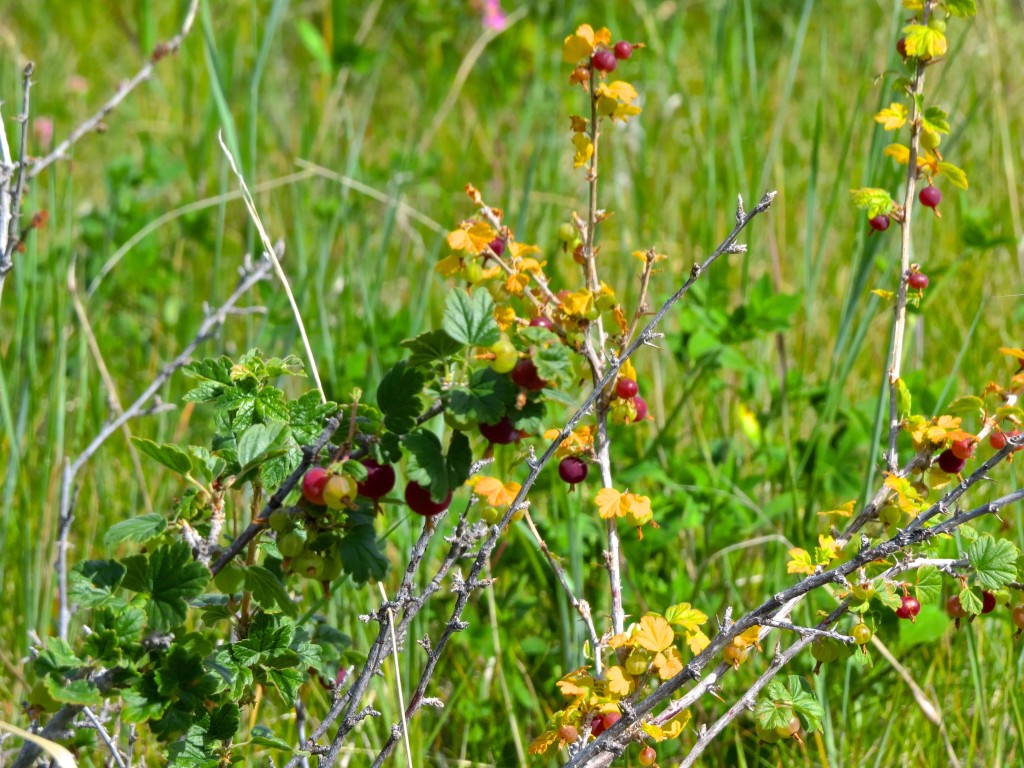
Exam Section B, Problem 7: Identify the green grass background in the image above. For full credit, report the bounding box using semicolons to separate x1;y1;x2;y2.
3;0;1024;765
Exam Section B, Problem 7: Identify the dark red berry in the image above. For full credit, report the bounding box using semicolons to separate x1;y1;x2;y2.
357;459;396;500
529;316;554;329
590;716;606;737
869;214;891;232
990;431;1008;450
615;378;639;399
982;590;997;614
558;456;589;485
946;595;967;619
404;481;452;517
919;186;942;209
950;438;976;461
479;417;520;445
633;395;648;422
488;238;505;257
591;50;617;73
896;37;907;57
613;41;633;60
896;595;921;621
907;271;929;290
302;467;330;506
511;359;546;391
937;448;965;474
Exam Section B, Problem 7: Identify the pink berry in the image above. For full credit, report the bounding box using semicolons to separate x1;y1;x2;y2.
907;271;929;290
357;459;396;500
632;395;648;422
919;186;942;209
302;467;330;506
479;417;520;445
558;456;588;485
613;41;633;60
615;378;639;399
488;238;505;257
591;50;617;73
869;214;891;232
404;481;452;517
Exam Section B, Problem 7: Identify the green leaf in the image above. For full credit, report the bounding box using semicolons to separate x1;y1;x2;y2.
902;24;947;59
230;612;295;666
124;542;210;630
123;683;168;723
237;422;289;468
249;726;292;750
34;638;82;674
377;361;426;434
70;560;127;608
182;356;233;402
849;187;895;218
937;162;968;190
44;677;103;706
287;391;339;444
534;343;572;383
896;378;912;420
207;702;240;741
874;580;902;611
266;667;304;702
753;679;793;730
245;565;298;617
944;0;976;17
337;517;389;584
443;289;501;347
914;566;942;604
447;431;473;489
404;430;448;501
787;676;823;732
922;106;950;135
401;329;463;369
945;395;985;418
255;387;290;424
131;437;194;475
446;367;515;424
104;513;167;547
959;586;983;615
967;535;1018;589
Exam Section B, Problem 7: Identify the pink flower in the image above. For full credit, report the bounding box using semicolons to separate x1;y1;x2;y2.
33;117;54;149
482;0;507;31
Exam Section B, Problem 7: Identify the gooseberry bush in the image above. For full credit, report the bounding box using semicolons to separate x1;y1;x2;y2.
7;1;1024;767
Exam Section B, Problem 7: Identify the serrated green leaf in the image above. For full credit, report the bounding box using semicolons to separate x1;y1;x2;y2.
534;343;572;383
125;542;210;630
404;430;448;501
337;522;388;584
34;638;83;674
44;677;103;705
945;395;985;417
914;565;942;603
446;367;515;424
104;513;167;547
875;580;903;611
945;0;976;17
244;565;298;617
902;24;947;59
230;612;295;666
207;702;240;741
787;676;823;732
237;422;289;468
447;431;473;489
754;679;793;730
401;329;463;369
70;559;127;608
959;586;983;615
131;436;194;475
249;726;293;750
850;188;895;218
122;683;168;722
287;392;339;445
377;361;425;435
967;535;1018;589
443;289;501;347
937;162;968;190
922;106;950;135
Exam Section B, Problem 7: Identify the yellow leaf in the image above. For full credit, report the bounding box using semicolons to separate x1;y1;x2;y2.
652;647;684;679
622;493;653;527
474;477;522;508
620;358;637;381
902;23;947;59
528;730;559;755
569;114;588;133
493;305;516;331
635;614;675;653
593;27;612;46
509;242;542;259
434;253;462;277
505;272;530;295
598;80;639;103
875;102;908;131
572;133;594;168
562;288;594;318
871;288;895;301
818;499;856;518
606;666;633;697
556;667;595;698
787;547;815;575
1000;347;1024;360
884;143;910;166
734;625;762;650
642;709;691;742
685;628;709;656
665;603;707;633
447;222;496;254
607;632;631;649
816;534;841;562
595;487;624;519
562;24;595;63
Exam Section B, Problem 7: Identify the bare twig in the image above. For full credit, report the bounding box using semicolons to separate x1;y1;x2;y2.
0;63;34;306
82;707;127;768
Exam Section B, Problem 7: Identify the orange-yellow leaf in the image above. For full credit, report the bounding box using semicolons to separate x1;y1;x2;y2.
556;667;595;698
685;628;710;656
606;632;631;649
434;253;462;277
622;493;653;527
635;614;674;653
494;305;516;331
652;647;684;679
569;115;588;133
595;487;624;519
505;272;530;295
734;625;762;650
884;143;911;166
562;25;596;63
562;288;595;318
875;103;908;131
447;221;496;254
474;477;522;508
606;666;632;697
572;133;594;168
818;499;856;518
787;547;815;575
642;709;691;742
528;730;559;755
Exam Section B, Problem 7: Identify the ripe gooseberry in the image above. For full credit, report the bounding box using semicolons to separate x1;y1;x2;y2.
946;595;967;619
951;437;976;461
896;37;908;58
723;644;747;668
511;359;546;391
936;448;965;474
869;214;891;232
404;481;452;517
529;315;554;330
615;378;639;399
479;417;520;445
982;590;997;614
488;238;505;257
633;395;648;422
613;41;634;60
558;724;579;743
302;466;330;506
357;459;396;500
990;431;1008;450
558;456;589;486
638;746;656;766
601;712;621;731
895;595;921;621
919;185;942;209
591;50;617;73
907;271;929;290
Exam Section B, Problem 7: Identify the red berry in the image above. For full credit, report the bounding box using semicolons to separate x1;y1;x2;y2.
613;41;634;60
632;395;648;422
896;595;921;621
479;417;520;445
950;438;976;461
638;746;656;766
907;271;929;290
601;712;621;730
591;50;617;72
488;238;505;257
511;359;546;391
1006;430;1024;451
946;595;967;619
404;481;452;517
357;459;396;500
919;185;942;209
982;590;997;614
558;456;589;485
896;37;907;57
990;431;1007;450
936;448;965;474
615;378;639;399
529;316;554;330
302;467;330;506
869;214;891;232
590;716;605;737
